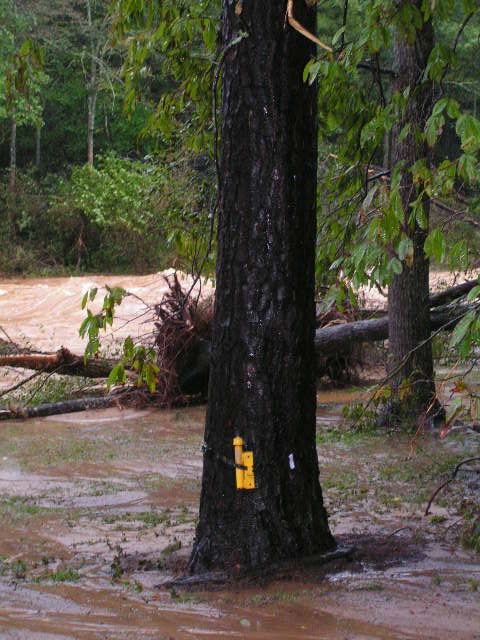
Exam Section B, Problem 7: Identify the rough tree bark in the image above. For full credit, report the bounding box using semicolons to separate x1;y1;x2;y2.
385;4;437;427
188;1;334;573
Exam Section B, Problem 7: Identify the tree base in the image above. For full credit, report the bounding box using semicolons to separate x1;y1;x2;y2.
162;546;354;590
377;397;445;432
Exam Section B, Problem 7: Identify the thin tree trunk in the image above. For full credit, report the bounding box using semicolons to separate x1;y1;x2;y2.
86;0;97;167
35;125;41;169
189;0;334;573
9;117;17;197
8;116;17;229
87;90;96;167
384;4;437;428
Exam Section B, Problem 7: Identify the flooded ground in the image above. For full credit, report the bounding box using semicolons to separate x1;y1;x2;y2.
0;270;212;353
0;274;479;638
0;402;479;639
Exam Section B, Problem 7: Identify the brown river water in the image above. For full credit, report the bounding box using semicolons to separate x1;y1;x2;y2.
0;274;479;639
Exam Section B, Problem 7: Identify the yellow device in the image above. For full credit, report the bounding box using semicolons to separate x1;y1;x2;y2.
233;437;255;490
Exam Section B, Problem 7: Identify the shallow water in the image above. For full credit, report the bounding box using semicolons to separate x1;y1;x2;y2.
0;404;478;639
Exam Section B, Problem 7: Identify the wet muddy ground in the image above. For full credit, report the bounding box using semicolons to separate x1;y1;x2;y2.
1;274;480;638
0;401;479;639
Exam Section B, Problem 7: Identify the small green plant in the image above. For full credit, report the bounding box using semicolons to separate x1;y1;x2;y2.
430;515;447;525
80;285;125;360
49;567;81;582
342;401;379;433
467;578;478;592
13;559;27;579
161;539;181;557
80;288;159;393
461;502;480;553
110;545;125;580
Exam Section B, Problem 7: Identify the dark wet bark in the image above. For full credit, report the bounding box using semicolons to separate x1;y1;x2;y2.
189;0;334;573
385;5;437;428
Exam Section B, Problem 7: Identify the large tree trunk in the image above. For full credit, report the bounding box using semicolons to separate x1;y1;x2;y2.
189;1;334;573
385;5;436;427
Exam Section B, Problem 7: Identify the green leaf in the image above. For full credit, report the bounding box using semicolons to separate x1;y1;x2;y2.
107;364;126;391
458;154;477;183
466;285;480;302
124;336;134;360
145;364;156;393
81;291;88;310
332;26;346;46
450;311;475;348
362;185;378;211
446;99;460;120
389;257;403;275
79;316;90;338
398;122;410;143
397;237;413;264
432;98;448;117
424;228;446;263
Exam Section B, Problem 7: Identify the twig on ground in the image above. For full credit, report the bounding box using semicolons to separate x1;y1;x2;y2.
425;457;480;516
0;370;43;399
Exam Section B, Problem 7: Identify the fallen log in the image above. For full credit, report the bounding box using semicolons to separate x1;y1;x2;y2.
314;304;465;359
0;347;118;378
0;396;117;421
429;278;479;309
0;304;471;380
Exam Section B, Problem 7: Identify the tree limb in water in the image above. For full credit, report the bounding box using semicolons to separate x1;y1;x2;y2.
0;395;117;421
0;347;118;378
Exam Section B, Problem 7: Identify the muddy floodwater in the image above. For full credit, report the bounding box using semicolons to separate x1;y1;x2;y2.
0;275;480;638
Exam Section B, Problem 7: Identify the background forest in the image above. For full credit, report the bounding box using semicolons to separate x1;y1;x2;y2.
1;0;479;290
0;0;216;274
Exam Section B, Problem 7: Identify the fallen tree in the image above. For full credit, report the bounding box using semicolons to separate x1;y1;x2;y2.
314;303;466;359
1;276;475;420
0;395;117;421
0;300;470;388
0;347;117;378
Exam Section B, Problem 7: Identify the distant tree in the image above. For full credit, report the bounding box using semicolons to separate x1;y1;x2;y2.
0;0;45;210
385;1;437;427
